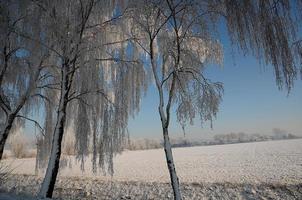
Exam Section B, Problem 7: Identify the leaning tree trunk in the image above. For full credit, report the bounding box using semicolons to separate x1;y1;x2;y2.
161;123;182;200
0;114;16;160
38;67;70;198
0;95;34;160
0;101;27;160
151;42;182;199
0;67;41;160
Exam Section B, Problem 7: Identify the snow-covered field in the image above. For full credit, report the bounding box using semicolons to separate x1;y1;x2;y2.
1;139;302;199
4;138;302;184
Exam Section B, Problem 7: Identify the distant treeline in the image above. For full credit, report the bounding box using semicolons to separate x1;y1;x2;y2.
172;132;301;148
126;132;301;150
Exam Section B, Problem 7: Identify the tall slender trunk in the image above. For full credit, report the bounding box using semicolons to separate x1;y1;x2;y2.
150;39;182;199
161;122;182;200
148;30;182;198
38;103;67;197
38;67;70;198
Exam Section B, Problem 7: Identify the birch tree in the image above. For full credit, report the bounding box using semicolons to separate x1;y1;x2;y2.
0;0;52;160
128;1;223;199
128;0;302;199
2;1;300;199
33;0;147;198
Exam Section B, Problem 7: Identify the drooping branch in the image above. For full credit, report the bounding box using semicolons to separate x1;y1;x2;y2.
31;94;52;104
16;115;44;136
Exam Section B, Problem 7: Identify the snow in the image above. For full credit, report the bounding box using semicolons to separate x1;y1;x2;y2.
3;139;302;184
2;173;302;200
1;139;302;199
0;192;46;200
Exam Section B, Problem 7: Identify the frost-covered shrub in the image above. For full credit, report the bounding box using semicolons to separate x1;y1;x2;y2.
8;130;28;159
127;139;162;150
2;151;9;160
62;129;76;156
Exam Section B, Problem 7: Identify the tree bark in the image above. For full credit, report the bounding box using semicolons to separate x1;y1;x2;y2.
150;37;182;199
162;124;182;200
38;67;70;198
0;114;16;160
38;103;67;198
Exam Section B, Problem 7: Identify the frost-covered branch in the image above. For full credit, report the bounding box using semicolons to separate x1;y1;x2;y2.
96;58;140;63
31;94;52;104
85;7;129;29
15;115;44;136
11;30;63;57
68;89;105;102
37;83;61;90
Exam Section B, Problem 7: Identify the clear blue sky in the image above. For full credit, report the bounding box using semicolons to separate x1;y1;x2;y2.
24;24;302;141
25;46;302;140
127;27;302;139
128;54;302;139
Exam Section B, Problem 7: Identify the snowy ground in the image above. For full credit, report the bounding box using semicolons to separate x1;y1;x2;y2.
1;139;302;199
2;174;302;200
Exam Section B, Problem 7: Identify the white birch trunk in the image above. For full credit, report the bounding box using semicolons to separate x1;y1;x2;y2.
150;39;182;199
162;124;182;200
38;67;69;198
